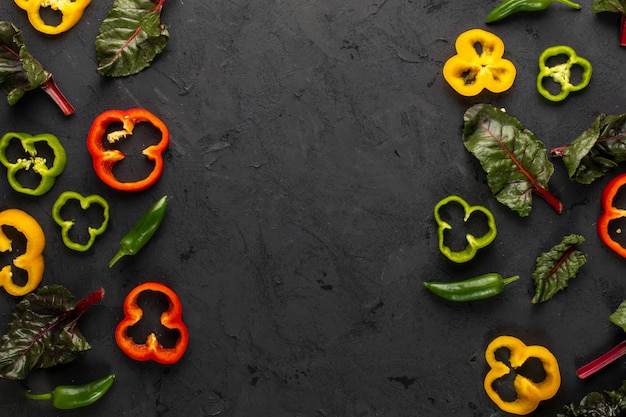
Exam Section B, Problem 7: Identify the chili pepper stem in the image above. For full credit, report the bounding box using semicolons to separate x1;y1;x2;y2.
24;391;52;401
576;340;626;379
40;73;75;116
108;249;128;268
502;275;520;285
555;0;581;9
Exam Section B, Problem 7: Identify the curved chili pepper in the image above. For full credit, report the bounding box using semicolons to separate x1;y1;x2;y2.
115;282;189;364
25;374;115;409
109;195;167;267
536;45;592;102
0;132;66;196
484;335;561;415
485;0;580;23
598;173;626;258
424;273;519;302
442;29;516;96
52;191;110;252
14;0;92;35
434;195;497;263
87;108;170;192
0;208;45;296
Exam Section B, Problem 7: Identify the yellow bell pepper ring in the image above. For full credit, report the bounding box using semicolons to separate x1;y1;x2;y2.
14;0;92;35
484;335;561;415
443;29;516;96
0;208;45;296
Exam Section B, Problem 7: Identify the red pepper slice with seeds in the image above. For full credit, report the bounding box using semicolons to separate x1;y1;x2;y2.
115;281;188;364
598;173;626;258
86;108;169;192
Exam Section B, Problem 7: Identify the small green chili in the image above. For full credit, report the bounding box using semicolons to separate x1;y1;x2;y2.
424;273;519;302
24;374;115;409
109;195;168;267
485;0;580;23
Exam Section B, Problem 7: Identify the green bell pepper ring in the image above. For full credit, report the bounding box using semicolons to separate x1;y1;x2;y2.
434;195;497;263
0;132;67;196
537;45;592;102
52;191;110;252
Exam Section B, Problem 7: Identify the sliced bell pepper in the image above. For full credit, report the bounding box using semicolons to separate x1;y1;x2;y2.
14;0;92;35
115;281;188;364
536;45;592;102
52;191;110;252
442;28;516;96
484;335;561;415
598;173;626;258
0;208;45;296
433;195;497;263
87;108;170;192
0;132;66;196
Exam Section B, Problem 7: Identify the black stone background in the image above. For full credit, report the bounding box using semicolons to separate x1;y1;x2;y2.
1;0;626;416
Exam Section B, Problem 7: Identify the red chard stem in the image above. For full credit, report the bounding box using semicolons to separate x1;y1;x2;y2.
40;73;75;116
577;340;626;379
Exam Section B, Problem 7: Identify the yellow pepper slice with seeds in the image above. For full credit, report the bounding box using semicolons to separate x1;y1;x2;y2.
14;0;92;35
443;29;516;96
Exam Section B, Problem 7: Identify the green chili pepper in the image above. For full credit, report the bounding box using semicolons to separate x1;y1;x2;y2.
536;45;592;102
109;195;168;267
0;132;67;196
485;0;580;23
424;273;520;302
24;373;115;409
52;191;110;252
434;195;497;263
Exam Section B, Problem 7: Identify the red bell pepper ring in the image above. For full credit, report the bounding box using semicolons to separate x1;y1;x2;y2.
115;282;188;364
87;108;169;192
598;173;626;258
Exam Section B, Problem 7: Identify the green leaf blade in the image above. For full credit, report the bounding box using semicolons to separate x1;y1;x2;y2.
0;285;93;380
0;21;48;106
555;113;626;184
532;234;587;303
96;0;170;77
462;103;560;217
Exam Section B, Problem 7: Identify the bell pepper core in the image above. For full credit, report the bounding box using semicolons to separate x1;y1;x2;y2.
536;45;592;102
484;335;561;415
87;108;170;192
115;282;189;364
598;173;626;258
0;208;45;296
14;0;93;35
0;132;67;196
52;191;110;252
434;195;497;263
442;29;516;96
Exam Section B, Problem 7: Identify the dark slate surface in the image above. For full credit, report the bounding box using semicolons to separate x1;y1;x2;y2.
1;1;626;416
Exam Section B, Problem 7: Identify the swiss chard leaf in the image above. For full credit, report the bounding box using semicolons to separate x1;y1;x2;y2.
0;285;104;380
592;0;626;14
0;21;74;115
531;234;587;304
557;380;626;417
95;0;170;77
462;104;562;217
551;113;626;184
610;300;626;332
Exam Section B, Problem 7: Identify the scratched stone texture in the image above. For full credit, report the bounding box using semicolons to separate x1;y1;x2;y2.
0;0;626;416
